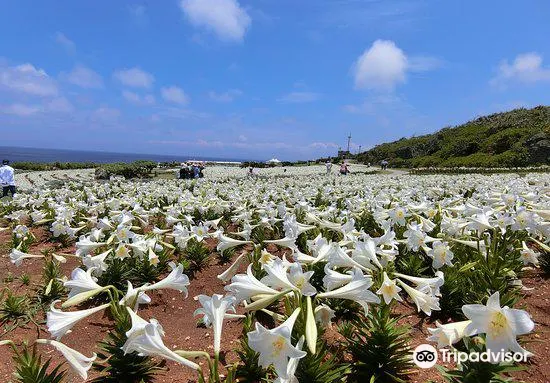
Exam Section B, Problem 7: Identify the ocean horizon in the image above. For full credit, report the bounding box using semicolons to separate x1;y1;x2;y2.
0;146;258;164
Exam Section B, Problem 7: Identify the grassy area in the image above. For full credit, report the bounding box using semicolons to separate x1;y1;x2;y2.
353;106;550;168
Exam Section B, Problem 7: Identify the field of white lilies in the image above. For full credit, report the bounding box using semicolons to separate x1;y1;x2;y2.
0;167;549;383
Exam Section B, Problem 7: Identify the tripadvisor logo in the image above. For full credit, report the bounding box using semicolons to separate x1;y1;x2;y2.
413;344;438;368
413;344;529;369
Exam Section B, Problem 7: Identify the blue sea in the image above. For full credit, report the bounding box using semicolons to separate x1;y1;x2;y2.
0;146;251;164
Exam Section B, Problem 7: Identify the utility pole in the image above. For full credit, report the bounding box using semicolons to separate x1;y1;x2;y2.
347;134;351;152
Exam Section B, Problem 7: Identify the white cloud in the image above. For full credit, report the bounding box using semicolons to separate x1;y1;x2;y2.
161;86;189;105
122;90;155;105
3;103;41;116
55;32;76;54
93;107;121;121
309;142;339;149
64;65;103;89
353;40;407;91
0;62;57;96
113;67;154;88
343;94;402;114
180;0;251;42
491;52;550;86
209;89;242;102
352;40;440;91
129;5;148;25
47;97;74;113
278;91;321;103
408;55;443;71
1;97;73;117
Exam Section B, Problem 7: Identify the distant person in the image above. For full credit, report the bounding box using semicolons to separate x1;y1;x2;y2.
179;163;189;179
198;162;205;178
193;162;200;178
339;162;349;175
0;160;16;197
381;160;388;170
326;160;332;174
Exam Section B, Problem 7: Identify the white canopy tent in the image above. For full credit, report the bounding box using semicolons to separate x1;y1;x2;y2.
266;158;282;165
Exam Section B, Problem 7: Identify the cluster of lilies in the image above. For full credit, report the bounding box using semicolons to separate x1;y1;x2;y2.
1;170;548;381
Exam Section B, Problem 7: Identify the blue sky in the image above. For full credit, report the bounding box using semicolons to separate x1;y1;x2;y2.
1;0;550;160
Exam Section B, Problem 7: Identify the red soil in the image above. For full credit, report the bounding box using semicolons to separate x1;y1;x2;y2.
0;228;548;382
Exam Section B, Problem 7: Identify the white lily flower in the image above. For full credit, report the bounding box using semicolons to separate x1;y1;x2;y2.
9;249;44;266
351;239;383;270
259;249;276;265
264;236;298;251
403;223;436;252
139;262;190;296
193;294;238;354
120;281;152;311
427;241;454;269
274;336;305;383
287;263;317;296
225;264;280;303
427;320;471;349
376;272;403;304
82;249;111;274
216;233;252;255
64;267;102;298
115;224;134;243
165;214;182;226
261;258;296;292
326;243;369;272
122;308;199;370
463;291;534;361
317;268;380;314
47;300;110;340
36;339;96;380
192;224;210;241
75;235;106;257
520;241;539;266
218;251;249;282
248;308;307;380
397;280;440;316
314;304;335;328
395;271;445;297
467;211;494;234
388;206;408;226
322;266;353;291
114;243;131;259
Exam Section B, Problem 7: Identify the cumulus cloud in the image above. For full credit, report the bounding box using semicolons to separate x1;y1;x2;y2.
122;90;155;105
309;142;339;149
55;32;76;54
47;97;74;113
2;97;73;117
209;89;242;102
0;62;58;96
180;0;251;42
491;52;550;86
161;86;189;105
2;104;41;116
278;91;321;103
64;65;103;89
129;5;148;25
353;40;407;91
93;107;121;121
113;67;154;88
352;39;440;91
